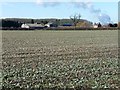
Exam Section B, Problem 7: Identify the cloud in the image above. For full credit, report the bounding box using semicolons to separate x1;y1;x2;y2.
36;0;61;7
35;0;119;4
72;1;112;24
98;13;112;24
36;0;112;24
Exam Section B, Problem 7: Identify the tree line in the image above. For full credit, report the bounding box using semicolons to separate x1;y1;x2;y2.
0;18;118;28
0;18;75;28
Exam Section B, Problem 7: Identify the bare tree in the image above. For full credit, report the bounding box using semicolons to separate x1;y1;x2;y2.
70;13;81;29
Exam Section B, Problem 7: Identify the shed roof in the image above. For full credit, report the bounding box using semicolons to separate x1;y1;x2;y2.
25;23;44;27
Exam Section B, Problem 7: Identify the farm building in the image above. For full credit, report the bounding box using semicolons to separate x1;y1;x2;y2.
93;23;102;28
93;24;98;28
45;22;58;27
62;23;73;26
21;23;45;29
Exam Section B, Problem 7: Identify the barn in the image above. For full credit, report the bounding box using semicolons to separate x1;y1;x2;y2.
45;22;58;27
21;23;45;29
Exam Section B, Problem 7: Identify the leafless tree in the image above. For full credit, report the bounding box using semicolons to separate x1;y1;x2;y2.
70;13;81;29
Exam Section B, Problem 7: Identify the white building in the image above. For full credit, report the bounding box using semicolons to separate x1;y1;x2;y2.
21;24;29;28
45;22;57;27
93;25;98;28
45;23;53;27
21;23;44;29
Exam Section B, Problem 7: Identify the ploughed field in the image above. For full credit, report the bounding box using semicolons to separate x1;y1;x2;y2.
2;30;119;89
